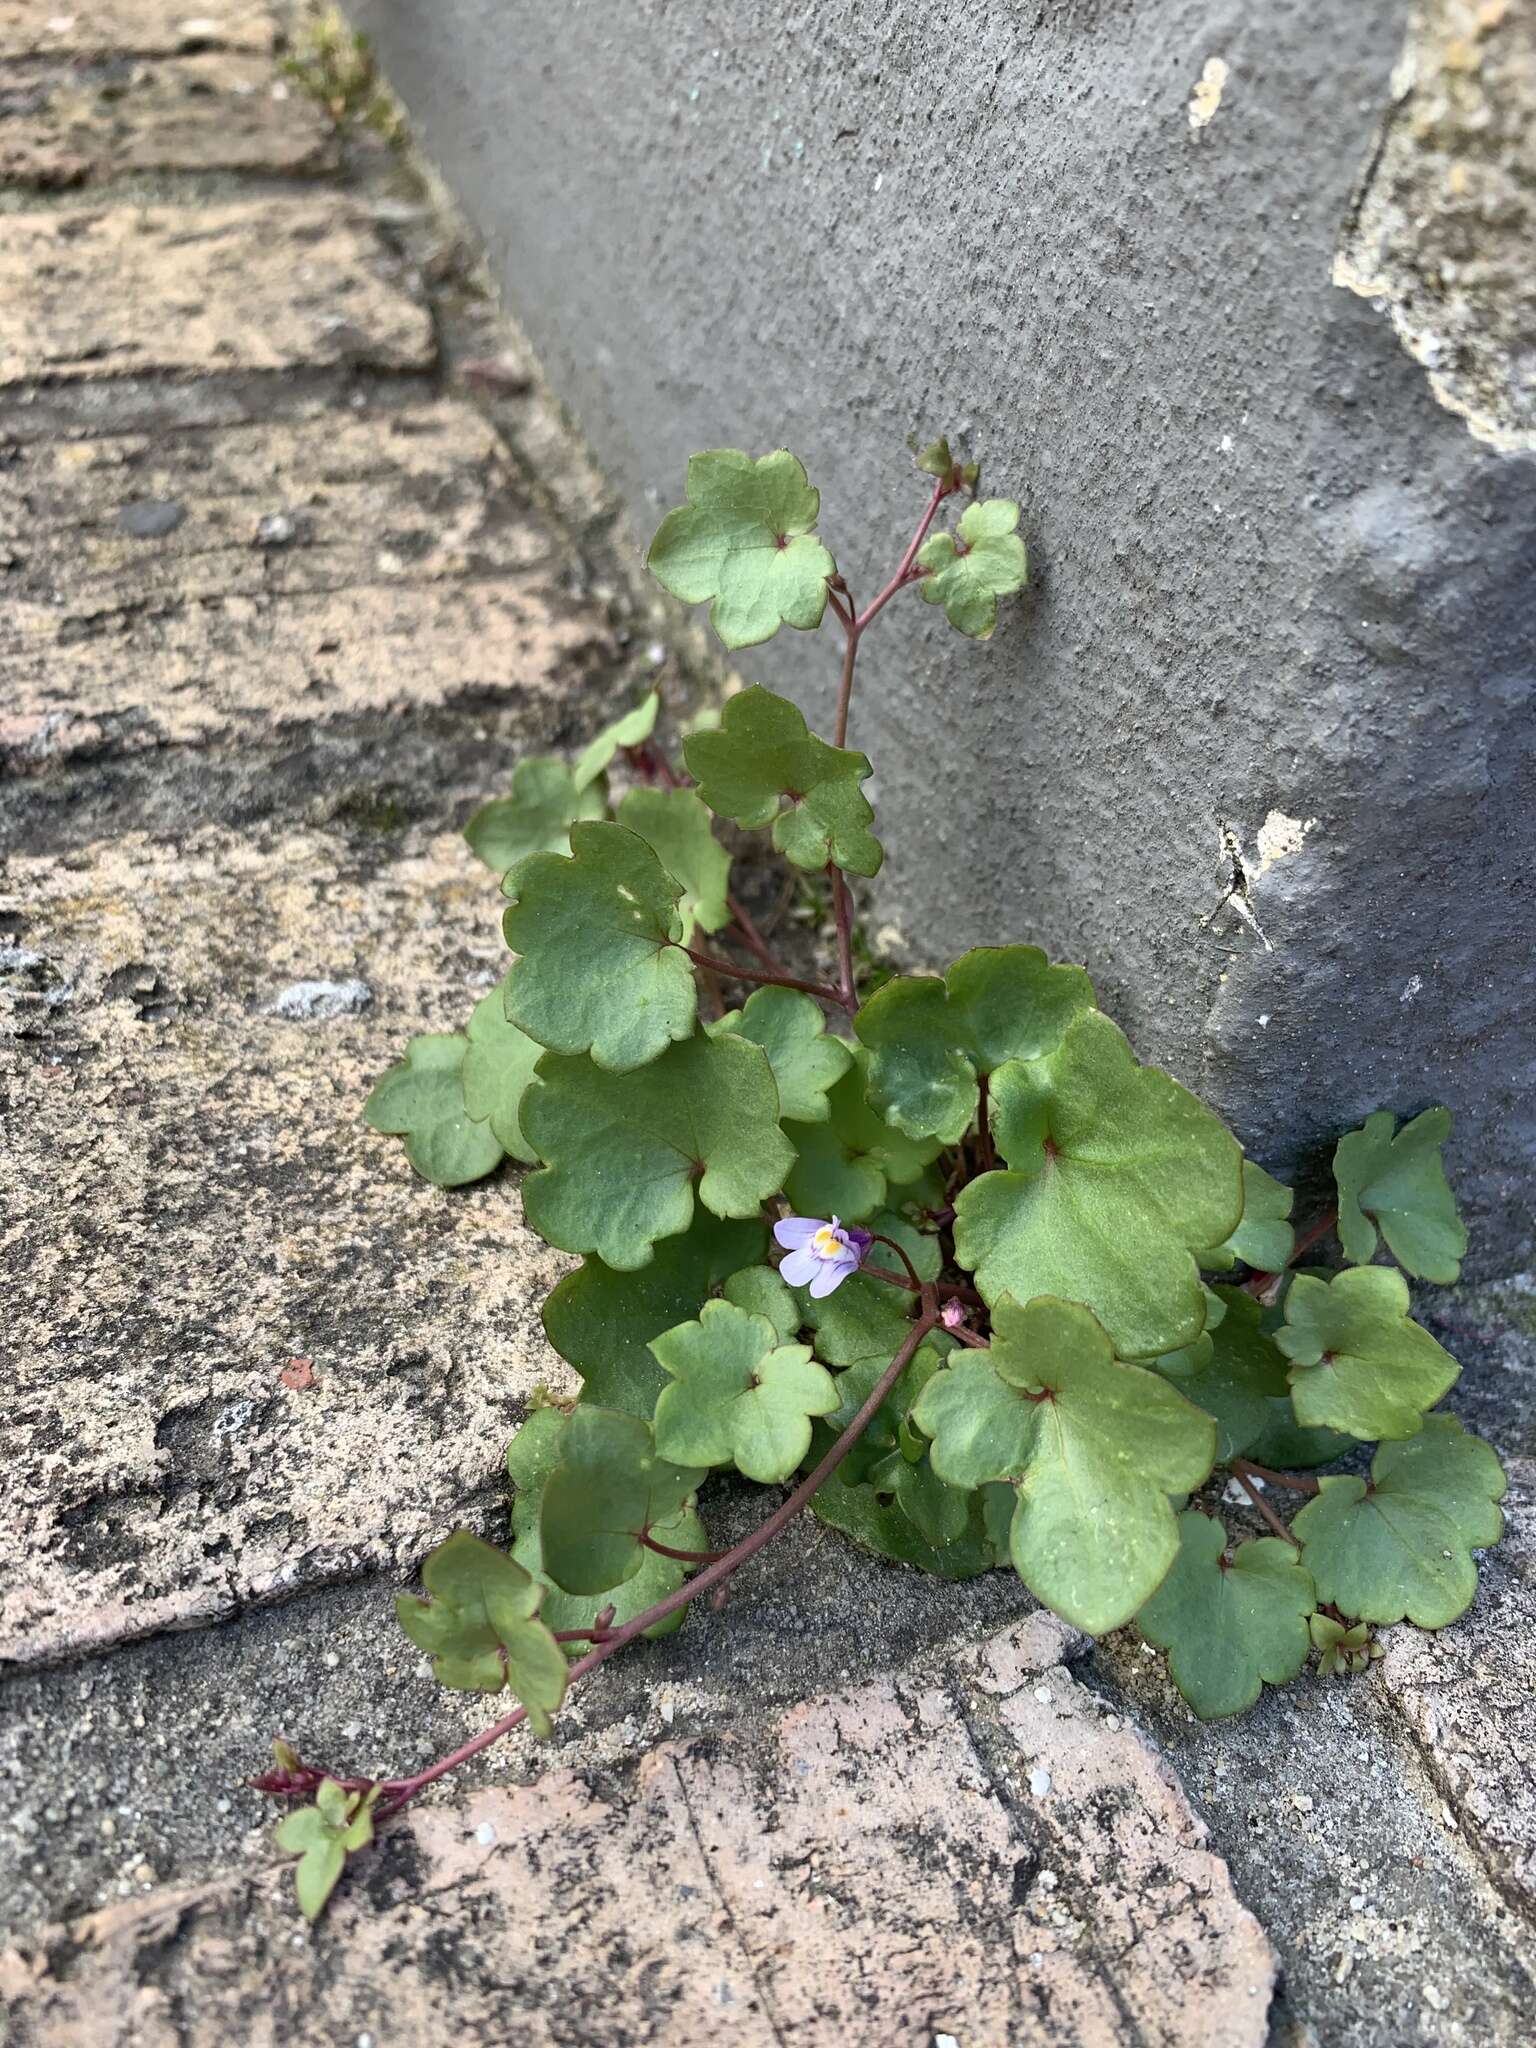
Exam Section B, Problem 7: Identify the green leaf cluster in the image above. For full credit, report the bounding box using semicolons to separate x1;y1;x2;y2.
360;439;1499;1768
276;1778;381;1922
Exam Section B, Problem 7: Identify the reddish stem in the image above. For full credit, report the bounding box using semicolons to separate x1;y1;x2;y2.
279;1315;939;1823
947;1325;991;1349
724;891;786;978
829;863;857;1010
641;1534;723;1564
830;478;951;750
1230;1465;1301;1549
860;1262;983;1308
679;942;849;1010
1231;1457;1320;1496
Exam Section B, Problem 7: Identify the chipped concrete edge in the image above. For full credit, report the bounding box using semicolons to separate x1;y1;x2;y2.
1334;0;1536;454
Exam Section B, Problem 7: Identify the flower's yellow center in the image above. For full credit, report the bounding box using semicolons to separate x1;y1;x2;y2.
811;1225;844;1260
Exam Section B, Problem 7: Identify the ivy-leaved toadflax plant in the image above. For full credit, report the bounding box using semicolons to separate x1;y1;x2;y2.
254;437;1501;1920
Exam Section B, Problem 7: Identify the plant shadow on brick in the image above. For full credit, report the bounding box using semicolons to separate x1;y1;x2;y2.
254;438;1504;1917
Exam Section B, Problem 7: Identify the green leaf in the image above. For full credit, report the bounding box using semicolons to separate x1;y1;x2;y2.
395;1531;568;1736
1200;1161;1296;1274
363;1034;505;1187
538;1407;703;1595
521;1033;795;1270
276;1781;381;1922
721;1263;801;1341
1242;1402;1354;1472
501;821;696;1073
1334;1106;1467;1283
854;946;1096;1143
1292;1414;1505;1627
1156;1286;1291;1462
507;1405;704;1646
651;1299;837;1482
541;1213;768;1418
864;1446;974;1547
811;1467;1005;1579
615;786;732;940
1276;1266;1459;1441
912;1295;1216;1633
682;687;882;878
646;448;835;650
784;1049;943;1224
461;981;544;1164
572;691;660;791
953;1010;1243;1359
915;498;1027;638
464;756;608;874
1309;1613;1383;1677
709;985;852;1124
1136;1513;1315;1719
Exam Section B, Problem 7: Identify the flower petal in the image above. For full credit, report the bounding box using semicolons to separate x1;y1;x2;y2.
808;1253;859;1299
774;1216;824;1252
779;1247;821;1289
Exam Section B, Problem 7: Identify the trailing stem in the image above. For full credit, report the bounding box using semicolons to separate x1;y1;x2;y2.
258;1313;938;1824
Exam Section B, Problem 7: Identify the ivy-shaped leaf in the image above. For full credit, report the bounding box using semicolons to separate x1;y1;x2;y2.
276;1779;381;1922
1241;1403;1354;1473
461;981;543;1164
1156;1285;1291;1463
854;945;1096;1144
538;1407;703;1595
395;1531;568;1736
464;756;608;874
710;985;853;1124
915;498;1027;639
864;1445;974;1548
721;1263;801;1340
953;1010;1243;1359
363;1034;505;1187
1292;1414;1505;1627
502;822;697;1074
683;687;882;877
1136;1513;1316;1719
646;449;835;650
1200;1161;1296;1274
1334;1106;1467;1283
572;691;660;791
541;1213;768;1418
507;1406;704;1646
912;1295;1216;1634
651;1299;838;1483
811;1468;1004;1579
520;1033;795;1270
913;435;977;489
1276;1266;1459;1441
784;1048;942;1223
615;786;732;940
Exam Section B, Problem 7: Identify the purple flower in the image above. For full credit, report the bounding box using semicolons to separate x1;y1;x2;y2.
773;1214;871;1299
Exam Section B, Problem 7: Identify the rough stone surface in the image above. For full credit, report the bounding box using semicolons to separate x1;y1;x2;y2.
1337;0;1536;452
0;51;337;187
3;403;554;621
0;1616;1275;2046
351;0;1536;1284
0;7;1529;2045
0;200;435;384
0;2;275;60
1;825;571;1668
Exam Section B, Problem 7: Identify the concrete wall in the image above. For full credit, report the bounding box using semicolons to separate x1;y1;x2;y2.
354;0;1536;1278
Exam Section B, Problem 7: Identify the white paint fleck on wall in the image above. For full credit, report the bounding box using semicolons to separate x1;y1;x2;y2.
1254;809;1317;873
1188;57;1229;131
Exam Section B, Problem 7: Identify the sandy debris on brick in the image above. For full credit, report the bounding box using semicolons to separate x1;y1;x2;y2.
0;1616;1275;2046
1;825;574;1668
0;2;275;60
0;200;434;386
3;402;556;620
0;50;336;187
